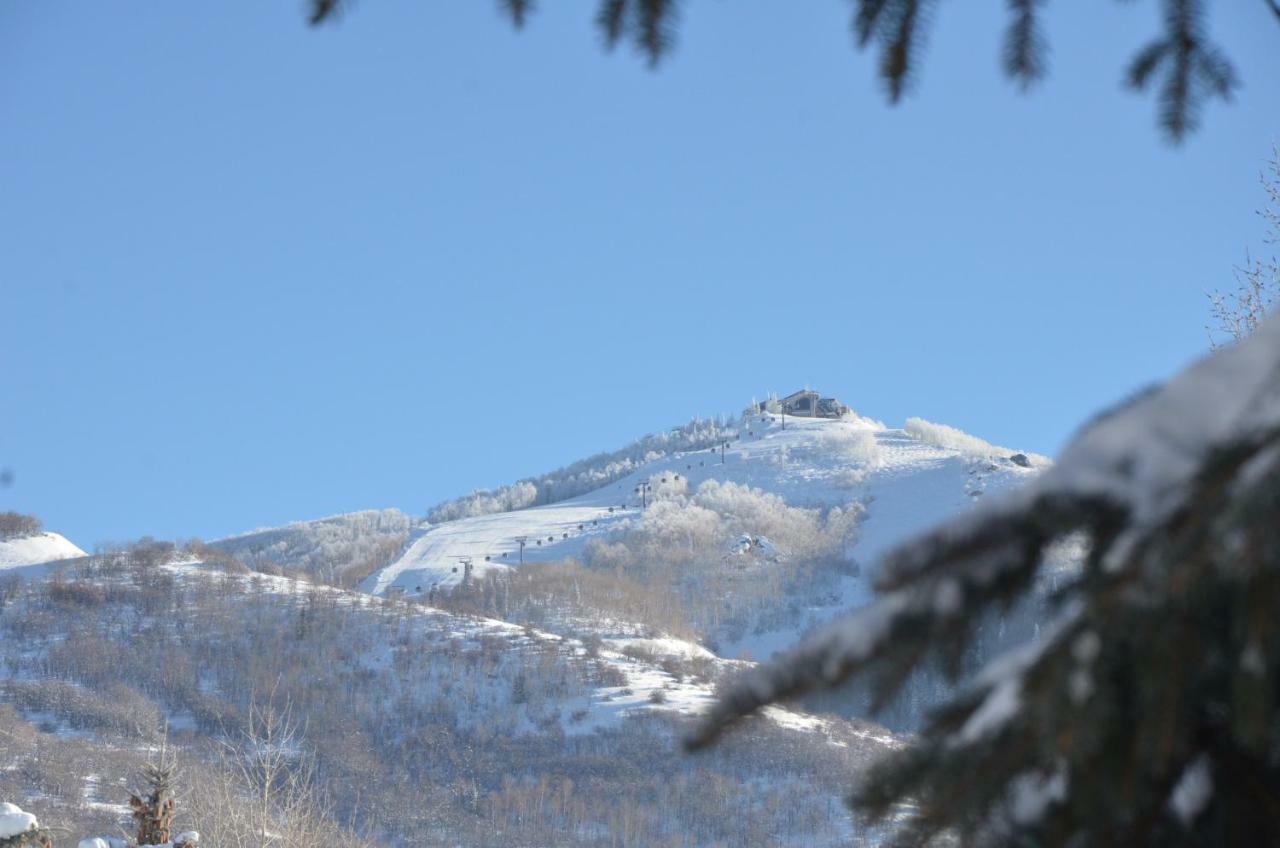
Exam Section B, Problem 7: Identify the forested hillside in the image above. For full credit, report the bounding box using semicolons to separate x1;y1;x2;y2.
1;407;1054;845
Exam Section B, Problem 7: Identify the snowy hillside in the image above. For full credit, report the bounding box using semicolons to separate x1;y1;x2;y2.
207;508;411;585
0;401;1055;844
158;557;730;736
0;531;86;571
1;544;898;846
363;410;1047;659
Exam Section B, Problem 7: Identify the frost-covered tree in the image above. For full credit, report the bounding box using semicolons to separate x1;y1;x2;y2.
1208;148;1280;348
305;0;1275;142
426;416;739;522
688;313;1280;846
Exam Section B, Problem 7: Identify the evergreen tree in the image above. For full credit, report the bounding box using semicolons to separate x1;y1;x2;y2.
304;0;1276;142
130;744;178;846
688;315;1280;846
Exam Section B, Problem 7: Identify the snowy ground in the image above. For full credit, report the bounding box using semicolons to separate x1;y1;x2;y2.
0;531;86;575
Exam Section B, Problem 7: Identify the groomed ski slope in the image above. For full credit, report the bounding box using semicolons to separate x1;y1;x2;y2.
364;415;1043;633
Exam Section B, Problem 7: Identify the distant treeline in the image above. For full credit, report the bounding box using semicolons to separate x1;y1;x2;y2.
0;511;42;541
426;415;741;523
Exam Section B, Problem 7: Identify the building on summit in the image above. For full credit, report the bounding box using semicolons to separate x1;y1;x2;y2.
752;389;850;420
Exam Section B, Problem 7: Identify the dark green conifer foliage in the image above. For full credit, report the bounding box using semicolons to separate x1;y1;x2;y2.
686;322;1280;845
1003;0;1048;88
1126;0;1237;139
303;0;1274;142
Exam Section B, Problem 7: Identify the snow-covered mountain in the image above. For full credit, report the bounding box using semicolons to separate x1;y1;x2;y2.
192;407;1051;663
359;409;1047;658
1;399;1055;845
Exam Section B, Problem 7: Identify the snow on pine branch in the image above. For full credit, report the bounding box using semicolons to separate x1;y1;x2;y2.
882;306;1280;587
689;311;1280;753
0;804;40;841
684;590;914;747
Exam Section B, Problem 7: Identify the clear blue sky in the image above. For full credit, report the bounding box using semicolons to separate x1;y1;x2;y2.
3;2;1278;548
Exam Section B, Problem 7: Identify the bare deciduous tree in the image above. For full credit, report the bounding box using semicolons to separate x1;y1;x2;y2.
185;697;371;848
1208;147;1280;348
0;512;41;541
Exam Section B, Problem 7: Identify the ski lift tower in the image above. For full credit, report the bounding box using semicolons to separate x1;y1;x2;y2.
454;556;474;585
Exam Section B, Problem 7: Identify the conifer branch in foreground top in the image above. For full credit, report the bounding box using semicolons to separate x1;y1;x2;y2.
305;0;1275;143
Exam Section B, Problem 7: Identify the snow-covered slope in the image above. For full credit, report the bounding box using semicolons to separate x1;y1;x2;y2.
3;546;898;845
363;412;1045;654
3;405;1048;844
208;509;411;582
0;531;86;571
158;556;880;746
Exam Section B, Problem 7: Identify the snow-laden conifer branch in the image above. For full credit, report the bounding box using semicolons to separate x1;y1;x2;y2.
690;314;1280;845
